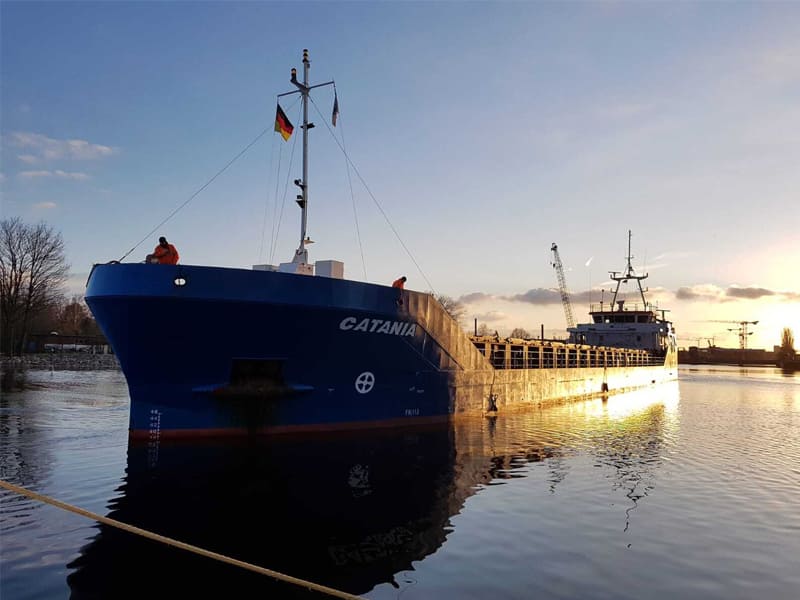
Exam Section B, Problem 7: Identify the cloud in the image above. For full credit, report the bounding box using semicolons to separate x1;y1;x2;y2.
725;286;800;301
461;282;799;314
18;154;39;164
675;285;726;301
19;170;90;180
0;173;5;182
509;288;561;305
464;285;659;307
10;132;116;161
473;311;508;322
459;292;496;304
506;287;599;305
726;286;774;300
33;201;57;210
675;284;799;302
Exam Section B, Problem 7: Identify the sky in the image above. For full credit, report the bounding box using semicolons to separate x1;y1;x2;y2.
2;1;798;351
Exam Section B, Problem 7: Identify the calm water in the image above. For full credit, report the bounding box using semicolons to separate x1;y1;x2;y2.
1;366;798;599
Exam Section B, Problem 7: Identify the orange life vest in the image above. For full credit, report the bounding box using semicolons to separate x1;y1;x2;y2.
153;243;179;265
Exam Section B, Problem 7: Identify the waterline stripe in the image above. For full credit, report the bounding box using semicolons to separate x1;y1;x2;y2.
0;479;364;600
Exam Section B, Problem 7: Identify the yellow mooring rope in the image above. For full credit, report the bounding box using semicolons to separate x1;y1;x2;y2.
0;479;364;600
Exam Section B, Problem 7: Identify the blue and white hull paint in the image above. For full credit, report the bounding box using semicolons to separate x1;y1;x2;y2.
86;263;677;440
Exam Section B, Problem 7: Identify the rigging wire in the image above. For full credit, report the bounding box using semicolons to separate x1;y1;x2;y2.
269;133;285;263
118;126;272;263
330;85;368;280
309;96;436;294
258;128;278;263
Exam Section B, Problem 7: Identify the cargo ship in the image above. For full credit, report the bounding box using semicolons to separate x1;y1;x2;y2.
85;50;677;440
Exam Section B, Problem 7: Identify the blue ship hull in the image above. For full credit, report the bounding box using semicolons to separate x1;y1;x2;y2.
86;263;677;439
85;263;457;438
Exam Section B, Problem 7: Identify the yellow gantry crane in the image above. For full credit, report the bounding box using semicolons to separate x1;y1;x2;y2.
551;243;575;329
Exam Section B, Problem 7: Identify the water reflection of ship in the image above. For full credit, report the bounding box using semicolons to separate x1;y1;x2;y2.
66;426;466;598
66;386;676;598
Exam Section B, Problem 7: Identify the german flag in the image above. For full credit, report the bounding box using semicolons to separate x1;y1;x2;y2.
274;104;294;141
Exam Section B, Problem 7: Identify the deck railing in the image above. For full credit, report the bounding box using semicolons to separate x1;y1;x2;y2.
472;338;665;370
588;302;659;314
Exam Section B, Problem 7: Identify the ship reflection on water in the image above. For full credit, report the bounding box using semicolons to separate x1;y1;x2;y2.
66;384;679;599
66;426;464;598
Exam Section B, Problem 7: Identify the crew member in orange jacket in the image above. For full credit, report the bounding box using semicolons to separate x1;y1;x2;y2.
392;276;406;289
147;236;180;265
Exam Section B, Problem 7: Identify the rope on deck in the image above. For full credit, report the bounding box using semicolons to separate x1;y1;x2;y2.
0;479;364;600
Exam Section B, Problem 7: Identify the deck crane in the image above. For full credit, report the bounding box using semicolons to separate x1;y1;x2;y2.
551;243;575;329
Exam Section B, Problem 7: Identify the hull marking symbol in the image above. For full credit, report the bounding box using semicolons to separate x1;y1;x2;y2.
355;372;375;394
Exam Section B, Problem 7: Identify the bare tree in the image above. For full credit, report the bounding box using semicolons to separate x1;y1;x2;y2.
435;294;466;324
1;218;69;354
476;323;491;336
510;327;531;339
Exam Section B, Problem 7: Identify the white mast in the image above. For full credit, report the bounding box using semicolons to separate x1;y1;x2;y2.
277;49;334;274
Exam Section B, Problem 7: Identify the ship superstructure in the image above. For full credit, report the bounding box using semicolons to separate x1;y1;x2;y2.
569;231;677;355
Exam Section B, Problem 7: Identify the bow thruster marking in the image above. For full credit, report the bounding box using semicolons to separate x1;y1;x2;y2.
355;372;375;394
